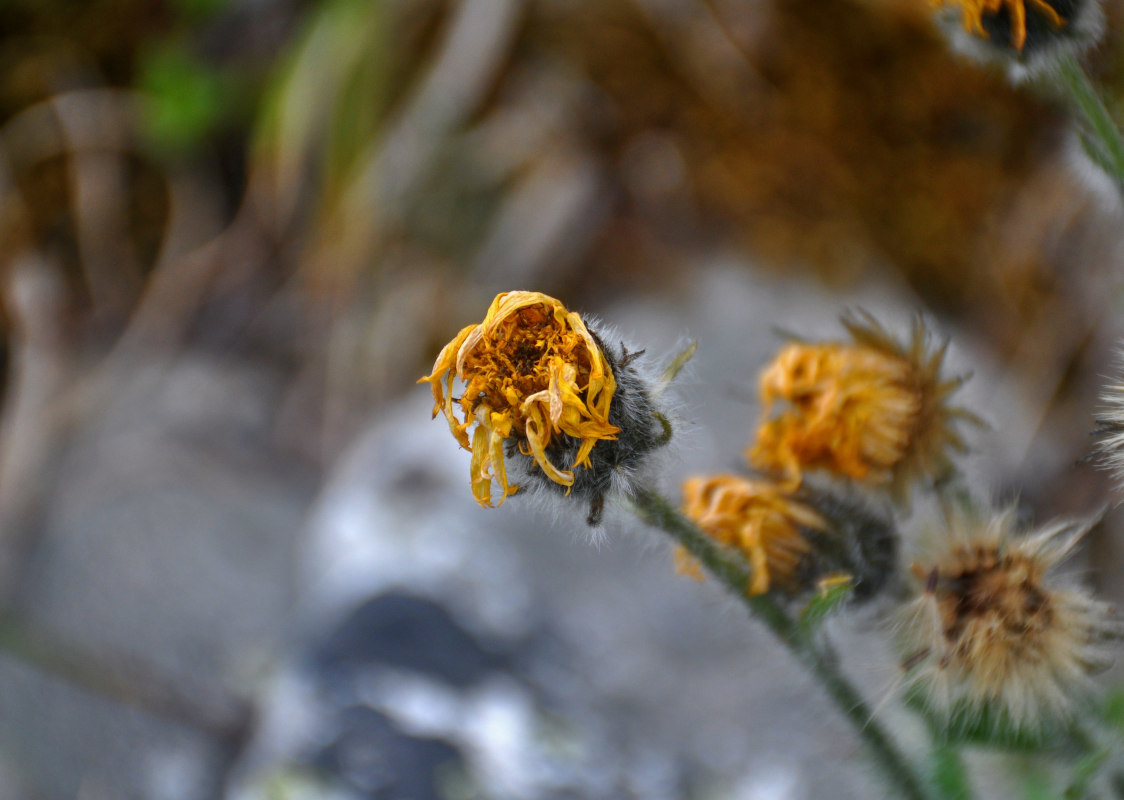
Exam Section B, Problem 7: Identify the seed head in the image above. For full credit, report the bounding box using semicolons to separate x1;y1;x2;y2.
748;312;976;503
1092;349;1124;495
897;507;1121;729
679;474;897;600
419;291;668;524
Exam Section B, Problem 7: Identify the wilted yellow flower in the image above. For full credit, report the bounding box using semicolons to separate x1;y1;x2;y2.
419;291;620;508
748;312;975;502
930;0;1064;52
680;474;898;600
680;475;820;596
898;508;1121;728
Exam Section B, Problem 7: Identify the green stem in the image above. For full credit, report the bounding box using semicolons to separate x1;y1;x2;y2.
1054;53;1124;188
630;488;936;800
1064;720;1117;800
928;740;975;800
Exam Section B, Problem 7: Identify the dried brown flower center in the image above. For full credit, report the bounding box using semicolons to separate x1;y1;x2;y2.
937;554;1053;649
420;291;619;506
461;305;593;435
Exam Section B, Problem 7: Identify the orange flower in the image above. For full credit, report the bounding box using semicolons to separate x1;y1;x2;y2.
419;291;619;507
930;0;1065;51
748;312;975;502
680;475;823;596
680;474;898;599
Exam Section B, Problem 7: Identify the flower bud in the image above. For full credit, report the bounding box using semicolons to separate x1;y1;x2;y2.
419;291;669;525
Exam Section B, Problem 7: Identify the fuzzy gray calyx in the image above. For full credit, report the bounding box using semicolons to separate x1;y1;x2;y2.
506;327;671;526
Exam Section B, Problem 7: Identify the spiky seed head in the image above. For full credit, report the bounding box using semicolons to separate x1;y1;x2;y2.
897;507;1121;729
1092;348;1124;496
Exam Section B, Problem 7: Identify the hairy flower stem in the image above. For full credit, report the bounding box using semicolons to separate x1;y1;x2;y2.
630;487;936;800
1054;53;1124;191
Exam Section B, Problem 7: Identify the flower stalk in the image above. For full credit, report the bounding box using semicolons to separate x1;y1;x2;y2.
629;487;938;800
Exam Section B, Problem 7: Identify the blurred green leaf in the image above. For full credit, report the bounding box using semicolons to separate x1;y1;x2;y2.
1100;685;1124;732
660;340;698;385
1019;769;1055;800
1064;748;1110;800
254;0;390;200
138;43;226;155
904;688;1067;751
929;745;973;800
171;0;230;22
798;575;853;633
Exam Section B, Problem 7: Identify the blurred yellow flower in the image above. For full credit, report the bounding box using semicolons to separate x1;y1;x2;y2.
419;291;619;507
931;0;1064;51
680;474;823;596
748;312;974;502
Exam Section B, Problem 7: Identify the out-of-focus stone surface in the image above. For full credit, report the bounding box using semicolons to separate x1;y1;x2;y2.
0;356;314;800
231;264;1019;800
3;262;1121;800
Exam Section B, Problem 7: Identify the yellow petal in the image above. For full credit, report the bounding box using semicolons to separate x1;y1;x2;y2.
745;523;771;596
524;405;574;487
488;411;516;505
470;422;494;507
572;438;597;470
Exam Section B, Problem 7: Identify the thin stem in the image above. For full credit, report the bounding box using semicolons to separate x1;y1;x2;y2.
1054;53;1124;189
928;739;975;800
1064;719;1118;800
630;488;936;800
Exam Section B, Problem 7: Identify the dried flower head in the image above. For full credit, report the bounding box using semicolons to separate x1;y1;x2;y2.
420;291;668;524
679;474;897;599
932;0;1063;51
897;508;1121;729
929;0;1103;67
748;312;976;502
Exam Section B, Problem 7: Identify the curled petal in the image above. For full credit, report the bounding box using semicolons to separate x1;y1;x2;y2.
417;322;478;448
745;524;771;596
469;421;493;507
524;405;574;488
468;407;518;507
421;291;623;504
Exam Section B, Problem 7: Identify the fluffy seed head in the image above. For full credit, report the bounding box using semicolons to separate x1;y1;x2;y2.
748;311;976;503
1092;349;1124;495
679;474;897;600
897;508;1121;729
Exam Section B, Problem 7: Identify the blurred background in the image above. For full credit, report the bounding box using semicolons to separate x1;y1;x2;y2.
3;0;1124;797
